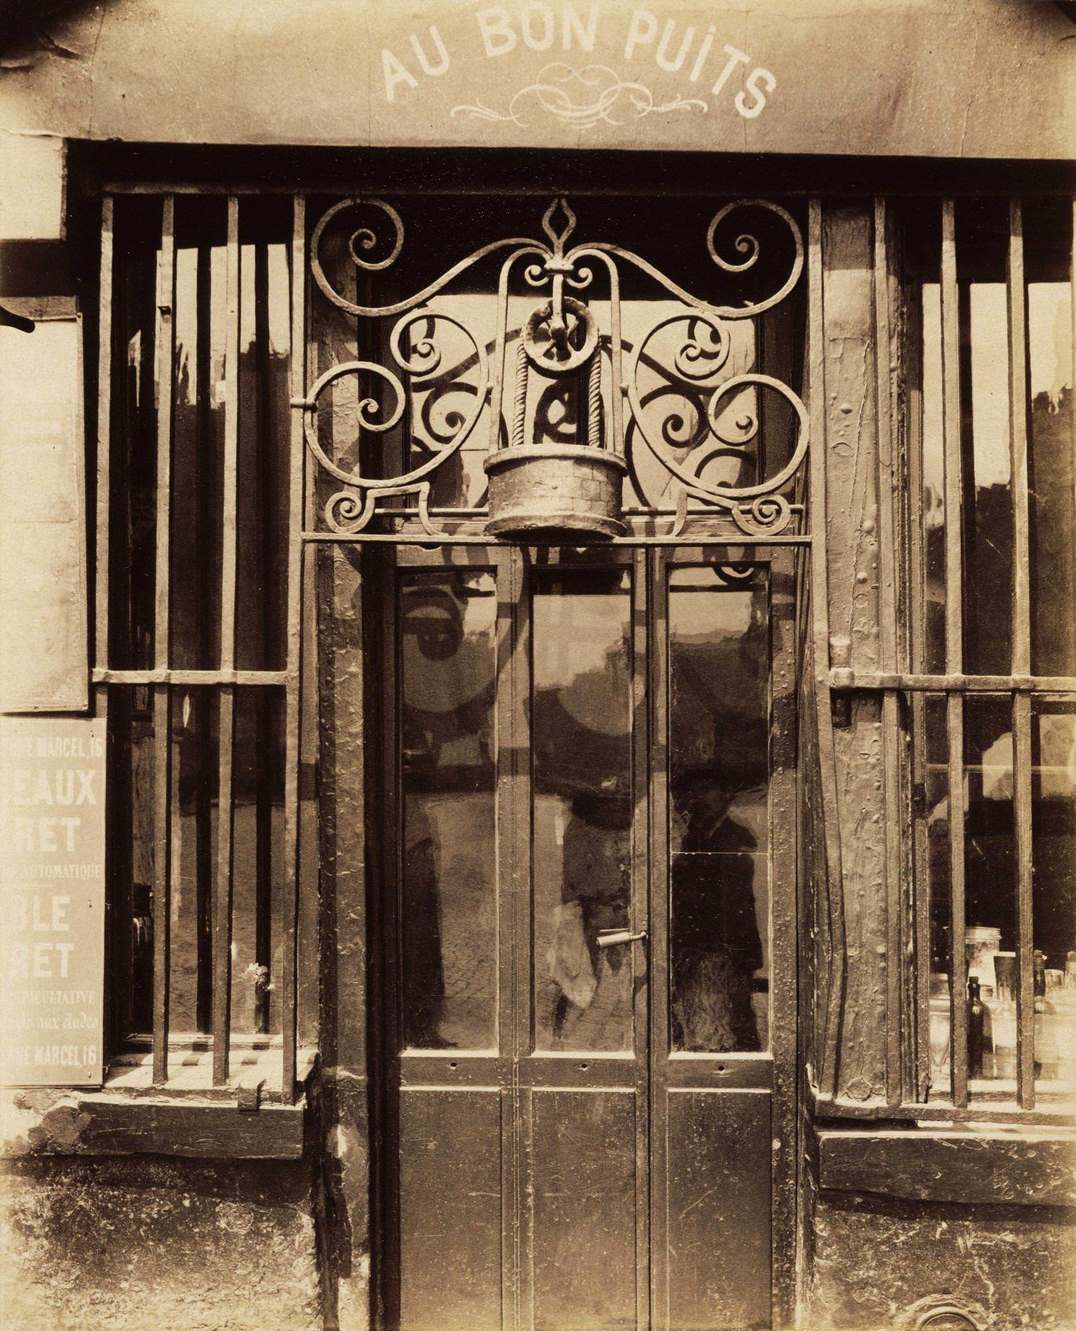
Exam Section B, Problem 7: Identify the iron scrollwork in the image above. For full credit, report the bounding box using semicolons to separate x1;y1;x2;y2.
297;193;808;539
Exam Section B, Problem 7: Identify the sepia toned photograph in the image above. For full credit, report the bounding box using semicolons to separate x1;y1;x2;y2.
0;2;1073;1328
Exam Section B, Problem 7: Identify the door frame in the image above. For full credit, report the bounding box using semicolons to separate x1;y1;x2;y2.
369;540;800;1331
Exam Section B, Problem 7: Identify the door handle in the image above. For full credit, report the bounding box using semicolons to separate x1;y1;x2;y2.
596;927;648;949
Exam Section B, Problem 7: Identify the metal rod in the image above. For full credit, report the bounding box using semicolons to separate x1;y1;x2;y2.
946;692;968;1107
154;196;176;673
940;200;963;676
151;684;172;1084
629;547;650;1331
883;689;903;1108
1008;201;1032;677
298;530;812;547
1014;692;1035;1109
647;546;671;1330
829;670;1076;693
95;197;114;669
212;686;235;1083
586;346;602;449
510;340;528;449
220;197;240;671
281;195;306;1100
92;668;288;686
911;694;932;1100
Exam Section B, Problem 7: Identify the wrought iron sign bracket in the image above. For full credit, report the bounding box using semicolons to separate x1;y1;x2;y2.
296;194;810;545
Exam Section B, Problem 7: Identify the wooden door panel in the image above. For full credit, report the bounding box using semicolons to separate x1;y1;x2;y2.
398;1087;505;1331
527;1088;640;1331
383;545;796;1331
664;1088;772;1331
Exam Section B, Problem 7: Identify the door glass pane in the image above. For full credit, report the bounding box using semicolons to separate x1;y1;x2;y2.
669;565;769;1053
532;569;634;1052
1031;702;1076;1087
399;569;497;1050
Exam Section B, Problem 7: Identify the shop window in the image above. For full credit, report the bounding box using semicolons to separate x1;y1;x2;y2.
902;197;1075;1113
96;182;808;1102
98;194;307;1097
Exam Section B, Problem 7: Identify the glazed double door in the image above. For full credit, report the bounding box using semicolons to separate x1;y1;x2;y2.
379;544;796;1331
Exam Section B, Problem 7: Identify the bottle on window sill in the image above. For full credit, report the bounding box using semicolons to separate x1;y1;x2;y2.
967;977;984;1079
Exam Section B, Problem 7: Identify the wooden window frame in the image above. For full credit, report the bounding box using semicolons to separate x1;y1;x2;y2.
821;195;1076;1128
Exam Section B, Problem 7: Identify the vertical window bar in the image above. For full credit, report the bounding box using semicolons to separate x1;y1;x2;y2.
151;684;172;1083
96;197;114;669
96;201;116;1057
941;200;968;1105
213;689;235;1082
941;201;963;676
1014;692;1035;1108
1007;201;1035;1109
874;199;904;1107
221;197;241;670
1008;201;1032;677
154;196;176;674
151;197;176;1083
947;693;968;1105
281;196;306;1100
212;199;241;1085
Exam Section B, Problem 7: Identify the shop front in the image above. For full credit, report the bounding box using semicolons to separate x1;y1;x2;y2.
1;5;1074;1330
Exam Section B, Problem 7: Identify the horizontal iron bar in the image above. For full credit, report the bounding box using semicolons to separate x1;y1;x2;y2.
829;669;1076;694
93;668;288;686
300;530;812;547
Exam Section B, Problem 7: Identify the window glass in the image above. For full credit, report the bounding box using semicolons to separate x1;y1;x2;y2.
957;202;1014;676
1026;198;1075;677
964;698;1016;1086
532;568;634;1053
168;687;220;1034
230;688;286;1036
669;565;769;1053
1031;702;1076;1086
169;197;227;670
399;569;498;1050
236;198;292;670
108;196;162;669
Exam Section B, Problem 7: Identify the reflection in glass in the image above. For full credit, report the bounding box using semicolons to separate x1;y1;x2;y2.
957;203;1014;675
669;567;769;1053
919;279;947;675
1031;703;1076;1086
106;688;156;1038
170;198;227;670
169;688;219;1033
921;695;952;1093
230;688;285;1035
1026;199;1075;677
399;571;497;1050
963;699;1016;1084
109;197;162;669
533;570;633;1052
236;200;292;671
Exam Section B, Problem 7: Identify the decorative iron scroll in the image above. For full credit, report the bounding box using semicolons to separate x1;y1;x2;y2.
296;195;808;538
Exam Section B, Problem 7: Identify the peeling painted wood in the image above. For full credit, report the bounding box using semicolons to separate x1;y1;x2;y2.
817;1128;1076;1207
2;1093;306;1160
823;205;888;1104
808;198;846;1101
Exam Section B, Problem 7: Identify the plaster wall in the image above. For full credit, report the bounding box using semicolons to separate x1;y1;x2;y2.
1;1153;322;1331
805;1189;1076;1331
